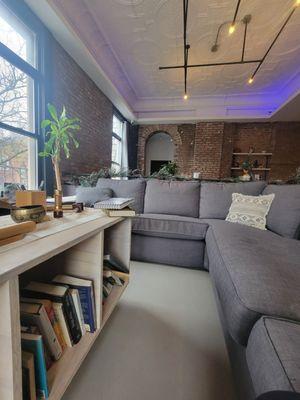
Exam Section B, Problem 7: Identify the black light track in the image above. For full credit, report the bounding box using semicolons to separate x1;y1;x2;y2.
159;0;299;95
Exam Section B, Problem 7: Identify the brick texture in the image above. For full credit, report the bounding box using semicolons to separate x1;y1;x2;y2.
137;121;300;181
51;40;113;176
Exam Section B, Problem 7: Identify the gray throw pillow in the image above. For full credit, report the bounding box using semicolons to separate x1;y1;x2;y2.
76;187;113;207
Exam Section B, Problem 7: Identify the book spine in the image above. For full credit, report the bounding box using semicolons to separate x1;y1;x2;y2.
36;338;49;399
70;289;86;336
76;286;95;333
63;291;82;344
21;337;49;399
39;306;63;361
47;305;66;351
53;303;73;347
20;308;62;361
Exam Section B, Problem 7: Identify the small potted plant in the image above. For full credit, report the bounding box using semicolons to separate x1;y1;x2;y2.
40;104;80;217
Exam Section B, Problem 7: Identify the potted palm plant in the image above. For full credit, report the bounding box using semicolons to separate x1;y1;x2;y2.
40;104;80;217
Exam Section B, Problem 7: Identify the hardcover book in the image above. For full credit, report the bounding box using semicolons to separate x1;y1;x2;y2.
104;254;129;273
22;351;36;400
22;281;82;345
21;332;49;399
53;275;96;333
70;288;86;336
21;297;66;350
20;302;63;361
52;302;73;347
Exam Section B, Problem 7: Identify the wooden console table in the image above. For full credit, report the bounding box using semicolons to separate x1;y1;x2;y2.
0;210;131;400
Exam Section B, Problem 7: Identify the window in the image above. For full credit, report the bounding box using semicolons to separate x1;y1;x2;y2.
0;1;40;192
111;114;124;171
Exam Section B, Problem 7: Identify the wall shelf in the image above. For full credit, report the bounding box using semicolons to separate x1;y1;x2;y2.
231;167;271;171
232;152;273;156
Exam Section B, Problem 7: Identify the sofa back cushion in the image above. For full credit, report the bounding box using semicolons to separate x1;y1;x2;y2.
76;186;112;207
96;178;146;213
144;180;200;217
262;184;300;239
199;181;266;219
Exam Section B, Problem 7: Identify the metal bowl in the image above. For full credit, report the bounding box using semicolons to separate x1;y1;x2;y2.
10;205;46;224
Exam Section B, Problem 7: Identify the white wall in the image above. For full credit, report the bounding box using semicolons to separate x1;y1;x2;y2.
145;132;174;175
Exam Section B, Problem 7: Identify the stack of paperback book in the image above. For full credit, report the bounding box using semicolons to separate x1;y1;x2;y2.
20;274;96;400
102;254;128;302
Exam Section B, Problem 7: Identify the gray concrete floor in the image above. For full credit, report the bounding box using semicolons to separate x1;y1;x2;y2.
62;262;236;400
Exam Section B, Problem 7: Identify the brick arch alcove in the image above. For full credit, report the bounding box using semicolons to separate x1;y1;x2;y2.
137;125;182;175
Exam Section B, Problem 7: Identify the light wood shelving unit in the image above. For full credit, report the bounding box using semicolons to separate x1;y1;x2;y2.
0;211;131;400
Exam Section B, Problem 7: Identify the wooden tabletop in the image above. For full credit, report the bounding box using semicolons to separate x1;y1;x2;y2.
0;210;122;284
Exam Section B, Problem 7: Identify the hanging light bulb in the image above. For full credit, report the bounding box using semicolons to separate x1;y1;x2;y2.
229;24;236;35
248;77;254;84
183;93;188;100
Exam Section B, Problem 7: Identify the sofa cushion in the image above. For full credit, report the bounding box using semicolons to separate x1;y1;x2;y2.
76;186;112;207
96;178;146;214
132;214;208;241
263;185;300;239
247;317;300;395
144;180;200;217
204;219;300;345
199;181;266;219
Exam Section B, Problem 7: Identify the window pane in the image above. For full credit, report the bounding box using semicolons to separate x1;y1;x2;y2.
0;128;36;191
113;115;123;138
0;2;36;67
0;56;35;132
112;136;121;165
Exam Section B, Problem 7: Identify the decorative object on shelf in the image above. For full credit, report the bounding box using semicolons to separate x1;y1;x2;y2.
253;159;259;168
10;205;46;224
159;0;299;98
248;146;255;154
53;190;63;218
16;190;46;209
39;104;80;218
239;159;253;181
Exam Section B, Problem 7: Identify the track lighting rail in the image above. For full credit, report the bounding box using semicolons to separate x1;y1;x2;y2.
158;0;299;97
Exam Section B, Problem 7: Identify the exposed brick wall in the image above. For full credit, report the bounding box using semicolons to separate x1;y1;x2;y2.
271;123;300;181
194;122;224;179
51;40;113;176
137;121;300;181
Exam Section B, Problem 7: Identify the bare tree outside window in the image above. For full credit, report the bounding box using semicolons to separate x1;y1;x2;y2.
0;10;36;190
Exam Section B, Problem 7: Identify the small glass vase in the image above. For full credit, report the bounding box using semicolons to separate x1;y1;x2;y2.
53;189;63;218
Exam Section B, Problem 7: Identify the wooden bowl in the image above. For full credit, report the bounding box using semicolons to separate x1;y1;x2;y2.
10;205;46;224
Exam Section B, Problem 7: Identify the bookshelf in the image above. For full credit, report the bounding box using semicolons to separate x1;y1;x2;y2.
0;211;131;400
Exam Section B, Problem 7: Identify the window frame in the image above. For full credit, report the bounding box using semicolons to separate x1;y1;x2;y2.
111;113;124;170
0;0;51;191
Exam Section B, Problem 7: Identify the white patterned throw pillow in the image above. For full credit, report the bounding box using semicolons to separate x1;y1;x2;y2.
226;193;275;230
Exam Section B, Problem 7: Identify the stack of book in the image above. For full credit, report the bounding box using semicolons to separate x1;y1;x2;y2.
20;274;96;400
94;197;135;217
102;269;125;300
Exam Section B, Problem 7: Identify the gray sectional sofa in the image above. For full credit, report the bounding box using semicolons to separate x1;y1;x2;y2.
96;178;300;400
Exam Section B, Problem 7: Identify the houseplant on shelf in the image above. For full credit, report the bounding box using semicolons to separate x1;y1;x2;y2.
39;104;80;217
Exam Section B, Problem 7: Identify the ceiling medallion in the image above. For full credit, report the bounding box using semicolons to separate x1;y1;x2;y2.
159;0;300;99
